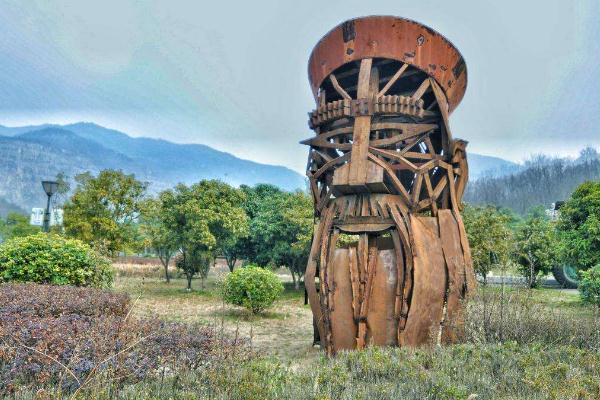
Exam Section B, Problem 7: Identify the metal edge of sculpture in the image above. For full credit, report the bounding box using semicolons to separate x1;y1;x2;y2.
302;16;476;355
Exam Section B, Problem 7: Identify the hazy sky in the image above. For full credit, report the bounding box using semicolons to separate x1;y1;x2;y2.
0;0;599;172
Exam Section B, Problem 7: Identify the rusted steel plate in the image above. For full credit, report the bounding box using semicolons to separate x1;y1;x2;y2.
329;248;358;350
367;248;399;346
308;16;467;113
437;210;466;344
399;215;447;346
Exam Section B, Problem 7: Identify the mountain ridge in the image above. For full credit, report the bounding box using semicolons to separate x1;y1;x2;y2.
0;122;307;212
0;121;524;213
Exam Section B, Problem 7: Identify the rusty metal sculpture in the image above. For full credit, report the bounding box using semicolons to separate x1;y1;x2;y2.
303;16;476;355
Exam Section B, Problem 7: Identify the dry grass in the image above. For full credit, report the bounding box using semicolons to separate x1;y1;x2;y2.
113;264;319;364
112;262;167;279
463;286;600;349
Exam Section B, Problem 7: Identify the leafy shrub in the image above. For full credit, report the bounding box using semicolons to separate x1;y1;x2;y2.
580;264;600;307
0;233;113;287
0;283;249;395
222;265;283;313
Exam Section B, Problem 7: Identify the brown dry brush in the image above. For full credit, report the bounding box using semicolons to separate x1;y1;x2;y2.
460;287;600;350
0;283;250;396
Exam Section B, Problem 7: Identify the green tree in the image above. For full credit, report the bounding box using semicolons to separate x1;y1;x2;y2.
514;212;559;287
557;181;600;272
462;205;513;284
54;171;71;205
63;170;147;256
216;195;249;273
140;198;179;283
248;190;313;290
175;248;212;290
221;236;247;273
277;192;313;289
234;184;284;265
0;212;40;241
579;264;600;307
161;180;247;290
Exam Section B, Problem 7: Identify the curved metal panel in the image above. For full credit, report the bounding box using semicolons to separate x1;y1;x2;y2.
308;16;467;113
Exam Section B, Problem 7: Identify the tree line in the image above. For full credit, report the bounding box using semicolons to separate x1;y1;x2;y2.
57;170;313;291
1;167;596;291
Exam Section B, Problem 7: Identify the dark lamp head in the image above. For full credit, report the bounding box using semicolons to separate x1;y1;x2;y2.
42;180;59;197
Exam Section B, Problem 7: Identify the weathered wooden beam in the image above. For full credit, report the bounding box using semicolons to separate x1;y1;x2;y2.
329;74;352;100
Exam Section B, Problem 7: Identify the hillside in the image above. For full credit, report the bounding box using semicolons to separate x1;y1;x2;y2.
464;149;600;214
0;123;306;211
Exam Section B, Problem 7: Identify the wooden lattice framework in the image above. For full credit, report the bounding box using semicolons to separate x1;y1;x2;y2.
303;16;476;355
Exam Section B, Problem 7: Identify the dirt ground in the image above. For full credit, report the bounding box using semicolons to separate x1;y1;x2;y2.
114;262;321;365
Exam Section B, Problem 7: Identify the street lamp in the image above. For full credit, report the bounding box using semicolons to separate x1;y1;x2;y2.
41;180;58;232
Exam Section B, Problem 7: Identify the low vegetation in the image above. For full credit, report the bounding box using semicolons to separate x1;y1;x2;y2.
16;344;593;400
0;233;112;287
464;287;599;349
222;265;284;313
0;283;249;397
2;275;599;399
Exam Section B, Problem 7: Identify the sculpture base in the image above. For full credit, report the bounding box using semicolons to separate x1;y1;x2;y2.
306;195;475;354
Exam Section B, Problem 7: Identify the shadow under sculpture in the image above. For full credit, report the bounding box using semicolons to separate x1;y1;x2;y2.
302;16;476;355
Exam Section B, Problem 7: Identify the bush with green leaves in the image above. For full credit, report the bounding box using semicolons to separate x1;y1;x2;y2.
0;233;113;287
580;264;600;307
222;265;283;313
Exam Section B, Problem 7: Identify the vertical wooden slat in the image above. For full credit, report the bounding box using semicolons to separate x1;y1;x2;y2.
349;246;360;322
357;235;378;348
348;59;373;187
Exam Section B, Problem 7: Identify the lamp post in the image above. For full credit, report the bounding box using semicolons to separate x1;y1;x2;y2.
41;180;58;232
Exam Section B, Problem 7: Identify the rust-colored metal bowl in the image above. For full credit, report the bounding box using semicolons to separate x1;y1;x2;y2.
308;16;467;113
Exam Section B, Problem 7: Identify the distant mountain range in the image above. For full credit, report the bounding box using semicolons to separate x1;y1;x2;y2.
0;121;523;214
0;122;306;213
